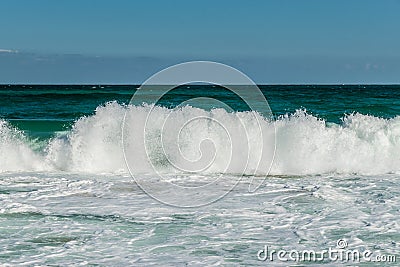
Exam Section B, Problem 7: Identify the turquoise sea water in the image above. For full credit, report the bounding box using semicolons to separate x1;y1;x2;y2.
1;85;399;265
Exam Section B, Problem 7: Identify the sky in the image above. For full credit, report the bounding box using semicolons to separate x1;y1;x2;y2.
0;0;399;84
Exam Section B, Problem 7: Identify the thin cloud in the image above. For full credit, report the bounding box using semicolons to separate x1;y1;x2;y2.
0;49;18;53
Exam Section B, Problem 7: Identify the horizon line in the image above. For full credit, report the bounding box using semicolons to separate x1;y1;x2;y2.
1;83;400;86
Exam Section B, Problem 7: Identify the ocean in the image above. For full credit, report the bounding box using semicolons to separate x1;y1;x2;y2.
1;84;399;265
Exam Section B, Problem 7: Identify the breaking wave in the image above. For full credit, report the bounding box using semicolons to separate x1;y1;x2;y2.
2;101;400;175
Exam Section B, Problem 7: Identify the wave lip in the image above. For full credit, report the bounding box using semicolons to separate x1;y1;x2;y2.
1;102;400;175
272;110;400;175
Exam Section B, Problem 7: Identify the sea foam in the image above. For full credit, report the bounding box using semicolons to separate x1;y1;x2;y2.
1;101;400;175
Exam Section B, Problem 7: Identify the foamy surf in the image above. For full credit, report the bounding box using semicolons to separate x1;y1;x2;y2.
1;85;400;266
1;101;400;175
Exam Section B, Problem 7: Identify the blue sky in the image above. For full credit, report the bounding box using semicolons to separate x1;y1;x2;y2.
0;0;399;84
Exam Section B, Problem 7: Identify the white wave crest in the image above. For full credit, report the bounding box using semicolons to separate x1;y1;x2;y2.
2;102;400;175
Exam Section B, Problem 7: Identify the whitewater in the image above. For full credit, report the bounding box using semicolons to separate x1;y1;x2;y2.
1;85;399;266
2;101;400;175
